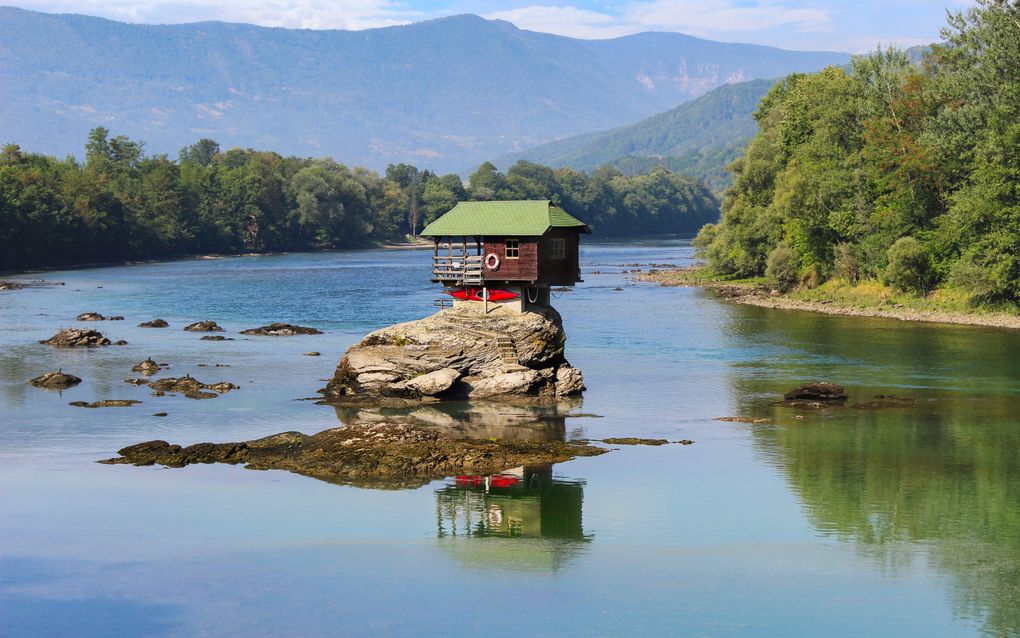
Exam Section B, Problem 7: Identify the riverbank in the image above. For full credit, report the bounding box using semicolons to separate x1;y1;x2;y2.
635;267;1020;330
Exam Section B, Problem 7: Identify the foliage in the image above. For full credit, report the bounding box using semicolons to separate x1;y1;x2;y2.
695;1;1020;304
765;243;799;292
0;132;718;271
885;237;932;294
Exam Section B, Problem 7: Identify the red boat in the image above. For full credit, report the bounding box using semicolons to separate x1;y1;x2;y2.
446;287;519;302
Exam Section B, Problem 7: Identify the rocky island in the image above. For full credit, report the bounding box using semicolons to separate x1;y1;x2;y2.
321;305;584;404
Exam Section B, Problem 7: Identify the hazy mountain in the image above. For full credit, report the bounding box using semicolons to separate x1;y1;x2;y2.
0;7;848;172
496;79;776;188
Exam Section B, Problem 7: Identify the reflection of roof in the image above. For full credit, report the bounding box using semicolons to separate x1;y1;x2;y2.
421;200;590;237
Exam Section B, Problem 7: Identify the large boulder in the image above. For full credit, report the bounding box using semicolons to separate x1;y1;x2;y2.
322;306;584;403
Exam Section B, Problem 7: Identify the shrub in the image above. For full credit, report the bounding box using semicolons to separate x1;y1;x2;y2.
765;243;799;292
885;237;932;294
948;258;996;304
833;243;859;284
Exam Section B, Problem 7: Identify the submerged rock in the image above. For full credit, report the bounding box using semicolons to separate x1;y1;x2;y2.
200;335;232;341
28;370;82;389
600;438;671;446
322;306;583;404
240;323;322;336
70;399;141;408
184;320;223;332
40;328;111;347
100;423;607;489
131;358;160;375
138;319;169;328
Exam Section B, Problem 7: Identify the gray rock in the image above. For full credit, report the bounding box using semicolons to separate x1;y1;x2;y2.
28;370;82;388
322;306;582;403
401;368;460;396
555;365;586;396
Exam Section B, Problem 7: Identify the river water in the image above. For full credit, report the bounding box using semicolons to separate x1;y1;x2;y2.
1;240;1018;637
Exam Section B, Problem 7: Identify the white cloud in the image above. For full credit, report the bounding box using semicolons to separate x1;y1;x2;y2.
9;0;418;29
487;0;834;40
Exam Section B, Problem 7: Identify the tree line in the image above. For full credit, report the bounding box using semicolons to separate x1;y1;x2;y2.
0;130;718;271
695;0;1020;305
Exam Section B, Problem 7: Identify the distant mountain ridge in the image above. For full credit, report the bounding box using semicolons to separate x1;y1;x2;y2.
0;7;848;171
497;79;776;188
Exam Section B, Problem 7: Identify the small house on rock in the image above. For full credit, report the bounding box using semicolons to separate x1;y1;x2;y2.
421;200;590;313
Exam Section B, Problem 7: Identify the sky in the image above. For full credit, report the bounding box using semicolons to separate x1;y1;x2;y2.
6;0;974;52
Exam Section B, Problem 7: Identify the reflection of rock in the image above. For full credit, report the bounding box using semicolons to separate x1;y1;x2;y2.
138;319;169;328
323;306;583;403
70;399;141;408
240;323;322;336
40;328;111;347
851;395;917;409
28;370;82;388
100;424;607;489
773;382;849;408
333;399;580;442
184;320;223;332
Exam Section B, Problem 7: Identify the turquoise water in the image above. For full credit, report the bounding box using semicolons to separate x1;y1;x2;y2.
1;241;1019;637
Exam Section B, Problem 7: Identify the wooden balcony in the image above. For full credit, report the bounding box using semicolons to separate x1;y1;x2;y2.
433;254;483;286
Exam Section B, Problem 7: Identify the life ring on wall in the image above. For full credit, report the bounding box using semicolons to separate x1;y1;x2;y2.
485;253;500;271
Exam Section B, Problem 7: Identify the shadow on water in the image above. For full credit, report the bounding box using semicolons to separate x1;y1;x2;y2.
718;307;1020;637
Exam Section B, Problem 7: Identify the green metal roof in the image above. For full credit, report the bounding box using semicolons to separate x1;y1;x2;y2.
420;200;590;237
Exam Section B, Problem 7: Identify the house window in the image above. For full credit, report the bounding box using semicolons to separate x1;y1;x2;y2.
505;239;520;259
549;238;566;260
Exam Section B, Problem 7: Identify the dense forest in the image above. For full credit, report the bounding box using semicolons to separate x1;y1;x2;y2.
696;0;1020;305
0;131;717;271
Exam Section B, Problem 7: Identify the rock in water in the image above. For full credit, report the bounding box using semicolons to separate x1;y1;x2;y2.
100;423;607;489
147;376;239;399
70;399;141;408
773;382;849;408
322;306;584;403
183;320;223;332
28;370;82;388
131;358;161;375
240;323;323;336
783;382;848;402
138;319;169;328
40;328;111;347
76;312;105;321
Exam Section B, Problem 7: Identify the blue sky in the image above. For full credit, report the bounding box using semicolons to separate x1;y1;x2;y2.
9;0;972;52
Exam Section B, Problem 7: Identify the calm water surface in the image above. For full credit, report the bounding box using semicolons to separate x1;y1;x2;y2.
1;241;1018;637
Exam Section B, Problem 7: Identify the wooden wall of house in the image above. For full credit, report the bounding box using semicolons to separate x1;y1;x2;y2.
482;237;539;282
537;228;581;285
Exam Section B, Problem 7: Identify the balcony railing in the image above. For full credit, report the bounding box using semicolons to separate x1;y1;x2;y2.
433;254;483;286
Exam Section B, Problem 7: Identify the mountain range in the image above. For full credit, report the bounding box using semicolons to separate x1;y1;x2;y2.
496;78;776;189
0;7;848;172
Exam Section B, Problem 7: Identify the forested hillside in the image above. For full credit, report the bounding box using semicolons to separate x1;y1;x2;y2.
0;132;718;271
499;79;776;190
0;7;847;172
696;0;1020;305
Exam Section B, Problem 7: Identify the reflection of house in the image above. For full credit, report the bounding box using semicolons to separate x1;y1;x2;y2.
435;464;589;571
436;465;586;540
421;200;590;313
